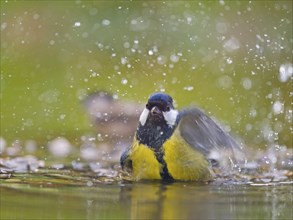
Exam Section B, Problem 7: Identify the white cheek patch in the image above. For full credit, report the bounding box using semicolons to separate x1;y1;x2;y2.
139;108;149;126
163;109;178;127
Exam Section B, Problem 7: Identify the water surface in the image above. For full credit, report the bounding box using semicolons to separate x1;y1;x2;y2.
1;168;292;220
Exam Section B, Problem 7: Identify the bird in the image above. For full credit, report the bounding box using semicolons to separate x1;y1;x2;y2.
82;91;143;141
120;92;244;181
82;91;144;162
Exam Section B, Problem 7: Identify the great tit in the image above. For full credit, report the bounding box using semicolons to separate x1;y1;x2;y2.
120;92;243;181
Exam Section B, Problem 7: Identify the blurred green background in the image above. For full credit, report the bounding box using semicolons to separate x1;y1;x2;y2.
1;1;292;148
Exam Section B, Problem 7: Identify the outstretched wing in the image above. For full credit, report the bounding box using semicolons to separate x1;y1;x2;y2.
177;107;244;167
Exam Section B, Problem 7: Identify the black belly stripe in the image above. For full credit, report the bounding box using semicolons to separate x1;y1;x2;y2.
154;151;173;181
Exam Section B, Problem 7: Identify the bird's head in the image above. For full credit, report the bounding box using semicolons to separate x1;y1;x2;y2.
139;92;178;128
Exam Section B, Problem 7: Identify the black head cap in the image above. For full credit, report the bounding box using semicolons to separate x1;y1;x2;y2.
146;92;174;111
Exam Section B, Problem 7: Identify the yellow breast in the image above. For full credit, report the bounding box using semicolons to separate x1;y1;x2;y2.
130;141;162;180
163;130;213;181
129;131;213;181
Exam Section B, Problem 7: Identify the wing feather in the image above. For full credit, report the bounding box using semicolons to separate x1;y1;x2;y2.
177;108;243;167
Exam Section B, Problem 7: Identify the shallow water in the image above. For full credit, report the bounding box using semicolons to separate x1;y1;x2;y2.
1;139;293;219
1;169;292;220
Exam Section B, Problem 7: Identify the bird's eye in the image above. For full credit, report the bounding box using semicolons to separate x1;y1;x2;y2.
166;106;170;111
146;104;149;109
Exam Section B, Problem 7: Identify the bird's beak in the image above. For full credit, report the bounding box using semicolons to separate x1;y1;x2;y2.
150;106;161;116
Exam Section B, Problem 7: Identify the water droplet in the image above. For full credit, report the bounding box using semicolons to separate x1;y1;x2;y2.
49;40;55;45
59;114;66;120
74;21;81;27
121;57;127;65
249;108;257;118
157;55;167;65
242;78;252;90
279;63;293;82
102;19;111;26
170;54;179;63
223;37;240;52
87;181;93;187
1;22;7;31
226;57;233;64
272;101;284;115
48;137;72;158
123;42;130;48
183;86;194;91
121;78;128;85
